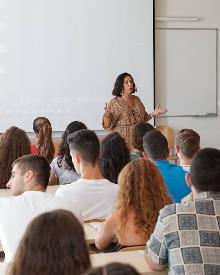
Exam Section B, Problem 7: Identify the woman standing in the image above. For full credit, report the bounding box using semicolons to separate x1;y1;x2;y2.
102;73;167;150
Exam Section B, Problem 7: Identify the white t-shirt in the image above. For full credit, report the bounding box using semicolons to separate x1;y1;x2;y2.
55;178;118;221
0;191;81;262
181;164;190;172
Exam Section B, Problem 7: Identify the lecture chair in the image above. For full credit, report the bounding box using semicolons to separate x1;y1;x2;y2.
155;125;178;164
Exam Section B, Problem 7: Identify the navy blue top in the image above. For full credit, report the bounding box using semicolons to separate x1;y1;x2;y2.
154;160;191;203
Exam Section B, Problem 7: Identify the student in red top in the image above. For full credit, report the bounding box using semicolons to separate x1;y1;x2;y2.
32;117;55;163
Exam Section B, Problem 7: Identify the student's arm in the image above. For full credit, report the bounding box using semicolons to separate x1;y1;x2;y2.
49;171;58;186
144;213;168;271
95;213;116;250
145;254;167;271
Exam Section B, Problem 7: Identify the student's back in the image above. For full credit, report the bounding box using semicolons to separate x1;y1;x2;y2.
155;160;189;202
95;159;171;251
55;129;118;221
146;148;220;274
32;117;55;163
143;130;190;202
56;178;117;220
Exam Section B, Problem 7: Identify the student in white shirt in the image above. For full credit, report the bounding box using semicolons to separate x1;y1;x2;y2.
55;129;118;221
176;128;200;172
0;154;81;262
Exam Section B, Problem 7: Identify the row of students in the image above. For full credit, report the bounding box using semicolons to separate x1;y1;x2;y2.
6;148;220;275
1;120;219;274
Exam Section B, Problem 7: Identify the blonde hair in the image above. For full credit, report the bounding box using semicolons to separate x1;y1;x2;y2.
116;159;171;239
33;117;55;163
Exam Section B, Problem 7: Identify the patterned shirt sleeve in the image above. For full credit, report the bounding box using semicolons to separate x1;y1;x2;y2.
145;214;168;265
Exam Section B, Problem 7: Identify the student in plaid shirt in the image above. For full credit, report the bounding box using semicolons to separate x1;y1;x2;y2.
145;148;220;275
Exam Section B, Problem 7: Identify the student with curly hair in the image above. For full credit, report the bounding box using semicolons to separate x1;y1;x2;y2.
7;209;90;275
0;126;31;188
49;121;87;185
99;132;130;184
32;117;55;163
95;159;171;250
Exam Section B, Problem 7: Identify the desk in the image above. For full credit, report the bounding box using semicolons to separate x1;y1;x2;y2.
0;262;7;274
84;222;102;244
91;250;168;274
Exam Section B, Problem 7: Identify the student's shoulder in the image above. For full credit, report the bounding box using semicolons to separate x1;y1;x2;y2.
55;180;81;194
159;200;195;220
168;162;187;174
103;179;119;189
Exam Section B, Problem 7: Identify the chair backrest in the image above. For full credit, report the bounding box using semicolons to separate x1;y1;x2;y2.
119;245;145;252
155;125;175;154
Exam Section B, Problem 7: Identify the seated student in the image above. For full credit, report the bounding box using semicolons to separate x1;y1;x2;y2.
130;122;154;161
145;148;220;274
87;263;140;275
176;128;200;172
7;209;91;275
143;130;190;202
0;155;81;262
32;116;55;163
55;129;118;221
50;121;87;185
0;126;31;189
99;132;130;184
95;159;171;251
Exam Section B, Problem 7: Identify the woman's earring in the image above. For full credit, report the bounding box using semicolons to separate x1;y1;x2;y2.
121;90;124;96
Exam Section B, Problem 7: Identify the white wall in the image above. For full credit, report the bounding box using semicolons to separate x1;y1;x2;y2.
155;0;220;148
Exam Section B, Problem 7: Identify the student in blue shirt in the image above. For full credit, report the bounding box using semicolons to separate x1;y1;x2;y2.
143;130;190;202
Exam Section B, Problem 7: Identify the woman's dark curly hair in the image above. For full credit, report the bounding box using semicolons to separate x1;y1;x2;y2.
7;209;91;275
57;121;87;171
112;72;137;96
99;132;130;184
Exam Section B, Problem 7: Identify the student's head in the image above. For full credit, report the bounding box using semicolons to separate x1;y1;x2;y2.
99;132;130;184
87;263;140;275
117;159;171;239
112;72;137;97
7;155;50;195
7;209;91;275
143;130;169;160
176;128;200;159
58;121;87;171
132;122;154;152
0;126;31;188
33;116;55;163
187;148;220;193
67;129;100;174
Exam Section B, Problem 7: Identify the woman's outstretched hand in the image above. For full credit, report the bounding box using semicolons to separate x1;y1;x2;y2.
153;104;168;117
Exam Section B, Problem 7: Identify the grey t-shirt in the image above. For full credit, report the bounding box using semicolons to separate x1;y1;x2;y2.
50;156;80;185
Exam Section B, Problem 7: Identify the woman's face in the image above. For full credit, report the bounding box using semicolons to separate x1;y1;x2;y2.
123;75;134;95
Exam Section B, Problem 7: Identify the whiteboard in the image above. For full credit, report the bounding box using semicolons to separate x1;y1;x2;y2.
0;0;154;132
155;28;217;117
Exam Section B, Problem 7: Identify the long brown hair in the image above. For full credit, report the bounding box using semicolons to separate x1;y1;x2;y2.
117;159;171;239
7;210;91;275
0;126;31;188
33;117;55;163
